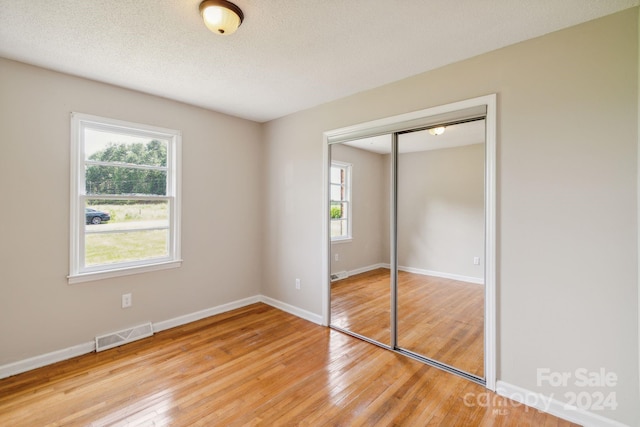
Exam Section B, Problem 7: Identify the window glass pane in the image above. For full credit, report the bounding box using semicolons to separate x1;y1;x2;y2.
86;165;167;195
330;184;343;201
330;202;349;219
340;202;348;219
330;219;348;238
330;202;342;220
85;128;167;167
330;167;343;184
85;229;169;266
85;200;169;229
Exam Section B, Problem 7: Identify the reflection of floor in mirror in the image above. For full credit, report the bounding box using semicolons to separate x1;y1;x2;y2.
331;268;392;345
331;268;484;378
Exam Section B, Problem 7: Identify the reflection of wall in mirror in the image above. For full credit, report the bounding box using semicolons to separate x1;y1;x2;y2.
396;143;485;283
330;143;389;275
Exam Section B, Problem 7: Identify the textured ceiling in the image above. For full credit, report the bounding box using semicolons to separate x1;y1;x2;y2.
0;0;637;122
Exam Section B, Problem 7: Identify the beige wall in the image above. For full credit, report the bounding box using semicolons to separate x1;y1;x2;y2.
397;143;485;281
262;9;639;425
0;58;263;364
330;143;387;274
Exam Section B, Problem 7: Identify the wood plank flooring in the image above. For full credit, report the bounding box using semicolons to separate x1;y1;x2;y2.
331;268;484;377
0;303;578;426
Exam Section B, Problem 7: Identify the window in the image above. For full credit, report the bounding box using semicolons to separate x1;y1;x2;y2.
330;161;351;241
69;113;181;283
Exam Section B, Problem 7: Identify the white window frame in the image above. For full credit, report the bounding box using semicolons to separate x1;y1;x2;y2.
69;113;182;284
330;161;352;242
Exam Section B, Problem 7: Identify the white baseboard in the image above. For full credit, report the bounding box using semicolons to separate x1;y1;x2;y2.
0;294;323;380
330;264;386;282
401;266;484;285
378;263;484;285
347;263;386;277
259;295;323;325
0;341;96;380
153;295;261;333
496;381;629;427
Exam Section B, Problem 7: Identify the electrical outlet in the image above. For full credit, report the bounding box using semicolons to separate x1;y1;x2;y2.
473;257;480;265
335;254;339;261
295;278;301;290
122;293;132;308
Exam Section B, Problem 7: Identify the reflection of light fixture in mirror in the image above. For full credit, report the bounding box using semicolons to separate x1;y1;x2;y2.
428;126;446;136
199;0;244;35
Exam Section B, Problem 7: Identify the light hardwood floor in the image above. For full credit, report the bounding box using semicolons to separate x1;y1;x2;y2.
331;268;484;377
0;303;577;426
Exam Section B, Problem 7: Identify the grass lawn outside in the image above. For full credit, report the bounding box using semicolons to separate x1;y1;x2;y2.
85;202;169;266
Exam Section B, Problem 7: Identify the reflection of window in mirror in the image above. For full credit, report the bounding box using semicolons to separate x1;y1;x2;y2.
330;161;352;241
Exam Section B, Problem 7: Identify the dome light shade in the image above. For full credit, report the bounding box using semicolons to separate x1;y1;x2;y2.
428;126;446;136
199;0;244;35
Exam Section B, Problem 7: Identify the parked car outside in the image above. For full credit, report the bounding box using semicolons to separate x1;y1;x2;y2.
85;208;111;224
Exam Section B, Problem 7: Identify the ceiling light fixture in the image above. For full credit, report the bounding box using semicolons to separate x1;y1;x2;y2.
428;126;446;136
199;0;244;35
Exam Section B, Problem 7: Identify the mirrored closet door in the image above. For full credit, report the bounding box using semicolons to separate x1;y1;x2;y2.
329;136;392;347
396;120;486;378
327;100;493;384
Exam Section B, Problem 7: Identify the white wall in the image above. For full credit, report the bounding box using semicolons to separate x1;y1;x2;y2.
0;58;263;365
262;9;639;425
397;143;485;281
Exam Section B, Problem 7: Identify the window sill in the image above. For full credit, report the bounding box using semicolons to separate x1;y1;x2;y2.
331;237;353;244
68;260;183;284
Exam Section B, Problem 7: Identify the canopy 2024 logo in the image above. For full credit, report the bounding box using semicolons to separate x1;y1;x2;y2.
537;368;618;411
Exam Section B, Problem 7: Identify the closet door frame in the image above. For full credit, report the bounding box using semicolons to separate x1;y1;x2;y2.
322;94;496;391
